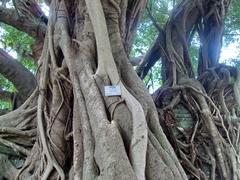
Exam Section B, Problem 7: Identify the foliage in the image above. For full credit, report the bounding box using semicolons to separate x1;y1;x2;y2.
224;0;240;44
131;0;172;91
0;75;14;109
0;74;15;92
0;101;11;109
0;25;36;109
0;24;36;71
220;0;240;66
143;61;162;92
131;0;170;57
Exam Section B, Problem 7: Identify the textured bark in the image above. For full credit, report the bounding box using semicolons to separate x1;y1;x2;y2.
152;0;240;179
0;0;188;179
0;0;238;179
0;49;36;101
0;6;46;39
198;0;230;75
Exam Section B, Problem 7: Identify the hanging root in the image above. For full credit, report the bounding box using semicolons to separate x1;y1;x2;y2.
16;2;73;178
84;0;147;179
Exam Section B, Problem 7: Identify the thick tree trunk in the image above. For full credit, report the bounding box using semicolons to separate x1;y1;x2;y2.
152;0;240;179
1;0;239;179
0;0;188;179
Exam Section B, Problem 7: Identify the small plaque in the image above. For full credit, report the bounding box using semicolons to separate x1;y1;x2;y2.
104;85;121;96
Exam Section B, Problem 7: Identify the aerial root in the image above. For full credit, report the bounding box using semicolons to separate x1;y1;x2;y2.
155;69;240;179
84;0;148;179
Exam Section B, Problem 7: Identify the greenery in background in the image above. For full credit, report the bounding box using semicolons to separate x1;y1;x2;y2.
222;0;240;64
131;0;170;57
131;0;240;91
143;61;162;93
0;74;15;92
0;75;15;109
0;24;36;71
131;0;171;91
189;34;200;75
0;101;11;109
224;0;240;44
0;24;36;109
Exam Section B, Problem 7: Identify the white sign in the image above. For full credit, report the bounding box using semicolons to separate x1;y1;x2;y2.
104;85;121;96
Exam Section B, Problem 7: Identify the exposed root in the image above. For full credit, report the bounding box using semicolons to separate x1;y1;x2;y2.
36;48;65;179
0;138;30;156
0;89;37;178
155;65;240;179
0;154;19;179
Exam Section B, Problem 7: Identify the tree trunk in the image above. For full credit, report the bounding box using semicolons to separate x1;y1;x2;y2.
153;0;240;179
0;0;188;179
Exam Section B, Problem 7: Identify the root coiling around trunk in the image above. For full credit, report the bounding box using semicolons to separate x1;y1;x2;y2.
155;66;240;179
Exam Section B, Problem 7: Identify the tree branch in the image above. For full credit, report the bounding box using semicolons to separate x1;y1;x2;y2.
135;6;166;80
136;30;165;79
0;48;36;100
0;7;46;39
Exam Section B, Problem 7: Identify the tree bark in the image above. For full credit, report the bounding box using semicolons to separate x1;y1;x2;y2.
0;0;188;179
0;0;239;179
0;6;46;39
152;0;240;179
0;48;36;101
